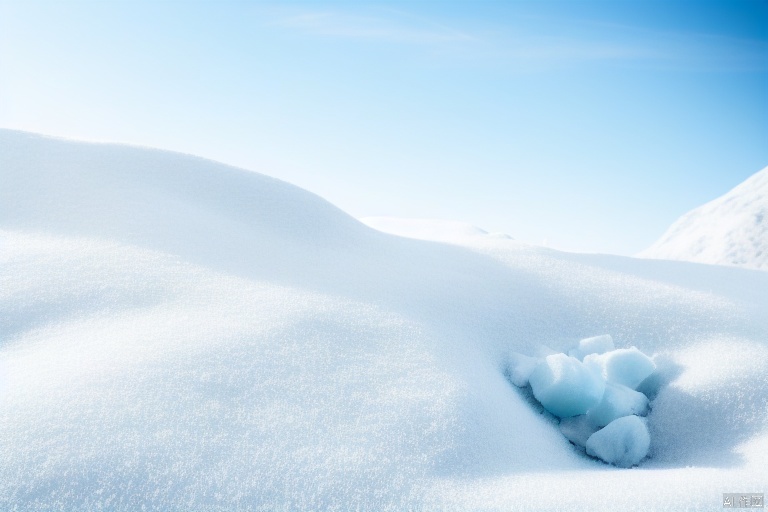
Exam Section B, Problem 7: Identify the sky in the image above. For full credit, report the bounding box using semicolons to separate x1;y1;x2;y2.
1;0;767;255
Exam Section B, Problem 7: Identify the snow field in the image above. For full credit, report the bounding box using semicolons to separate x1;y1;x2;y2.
1;130;767;510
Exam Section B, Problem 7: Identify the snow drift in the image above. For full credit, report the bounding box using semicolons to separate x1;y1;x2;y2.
1;130;767;511
640;166;768;270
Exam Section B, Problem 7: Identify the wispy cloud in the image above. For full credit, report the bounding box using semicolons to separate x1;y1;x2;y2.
270;8;647;66
273;10;475;45
497;37;656;63
269;8;768;71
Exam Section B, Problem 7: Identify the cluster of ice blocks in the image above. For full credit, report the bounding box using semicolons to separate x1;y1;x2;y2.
508;335;656;467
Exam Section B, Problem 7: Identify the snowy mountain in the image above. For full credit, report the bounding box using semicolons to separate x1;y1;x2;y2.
1;130;767;511
640;166;768;270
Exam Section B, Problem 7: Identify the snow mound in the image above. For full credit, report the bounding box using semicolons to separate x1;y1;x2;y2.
584;347;657;390
586;416;651;468
528;353;606;418
640;166;768;270
0;129;369;281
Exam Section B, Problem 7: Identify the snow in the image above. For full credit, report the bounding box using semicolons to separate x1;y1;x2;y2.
640;166;768;271
584;347;657;390
361;216;512;243
568;334;614;361
528;353;606;418
586;415;651;468
1;129;767;511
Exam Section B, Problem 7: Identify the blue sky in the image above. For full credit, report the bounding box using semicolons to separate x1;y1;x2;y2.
1;0;766;254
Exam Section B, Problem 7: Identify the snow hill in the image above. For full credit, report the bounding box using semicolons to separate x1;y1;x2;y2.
1;130;767;511
640;166;768;270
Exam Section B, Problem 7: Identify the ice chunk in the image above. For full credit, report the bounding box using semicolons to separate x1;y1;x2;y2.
586;382;649;427
506;352;539;387
535;344;559;358
528;353;606;418
635;354;674;400
559;415;599;449
568;334;615;361
586;415;650;467
584;347;656;390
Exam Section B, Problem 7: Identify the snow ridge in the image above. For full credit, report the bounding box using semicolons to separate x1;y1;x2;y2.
640;166;768;270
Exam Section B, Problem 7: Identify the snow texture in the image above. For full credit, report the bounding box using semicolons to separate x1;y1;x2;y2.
584;347;657;390
2;130;768;511
568;334;615;361
586;416;651;468
528;353;606;418
640;166;768;271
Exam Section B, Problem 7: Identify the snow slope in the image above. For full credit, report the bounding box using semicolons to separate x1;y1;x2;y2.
640;166;768;270
1;130;767;511
361;216;513;243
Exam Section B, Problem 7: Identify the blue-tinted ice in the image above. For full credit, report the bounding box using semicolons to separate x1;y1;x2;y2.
529;353;605;418
586;415;651;468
